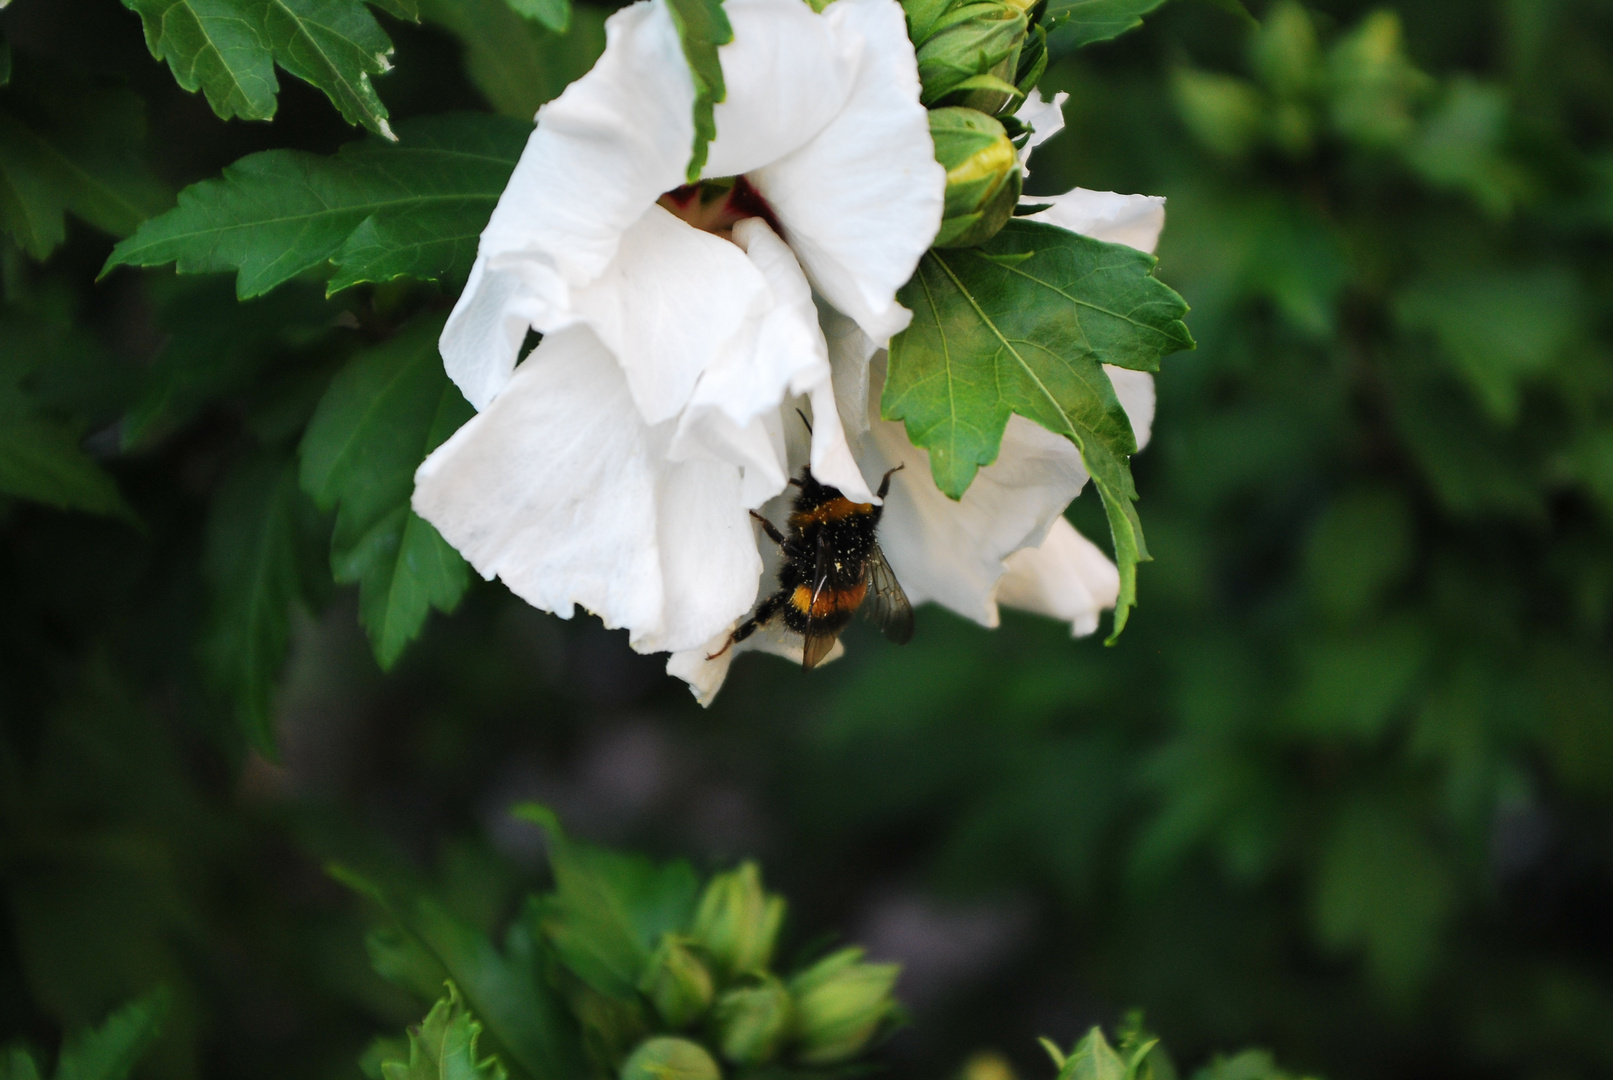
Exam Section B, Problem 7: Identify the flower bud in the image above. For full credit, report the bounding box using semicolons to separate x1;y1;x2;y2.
639;935;715;1030
787;948;900;1066
620;1038;721;1080
905;0;1030;111
713;976;793;1066
690;863;785;979
929;107;1023;248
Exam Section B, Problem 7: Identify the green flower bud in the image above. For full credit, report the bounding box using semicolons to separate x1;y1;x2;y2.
904;0;1029;110
619;1038;721;1080
690;863;785;979
639;935;715;1030
787;948;900;1066
713;976;793;1066
929;107;1023;249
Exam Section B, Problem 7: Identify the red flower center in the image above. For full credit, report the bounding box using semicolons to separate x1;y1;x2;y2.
658;176;785;241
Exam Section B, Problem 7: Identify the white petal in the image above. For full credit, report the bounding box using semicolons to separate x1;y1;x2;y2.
819;299;878;443
668;620;844;706
1105;365;1156;451
479;0;692;277
573;204;771;424
413;325;760;655
440;0;695;406
673;218;875;504
995;517;1120;637
1014;87;1068;176
703;0;858;178
749;0;945;343
856;358;1090;627
647;453;765;653
437;256;558;410
1020;187;1166;254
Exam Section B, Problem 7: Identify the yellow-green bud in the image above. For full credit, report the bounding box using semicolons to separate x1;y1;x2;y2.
619;1038;721;1080
905;0;1028;110
690;863;785;979
929;107;1023;248
639;935;715;1030
787;948;900;1066
713;976;793;1066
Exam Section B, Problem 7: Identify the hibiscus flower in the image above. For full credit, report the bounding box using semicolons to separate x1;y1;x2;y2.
412;0;1169;704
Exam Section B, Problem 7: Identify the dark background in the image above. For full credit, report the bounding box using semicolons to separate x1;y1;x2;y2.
3;1;1613;1078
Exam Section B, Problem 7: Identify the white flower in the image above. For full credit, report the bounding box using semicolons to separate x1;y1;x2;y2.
413;0;1170;704
414;0;944;660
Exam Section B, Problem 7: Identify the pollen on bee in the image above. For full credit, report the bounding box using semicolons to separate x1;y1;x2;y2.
788;496;874;529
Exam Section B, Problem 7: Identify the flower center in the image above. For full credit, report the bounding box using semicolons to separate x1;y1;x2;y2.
658;176;785;241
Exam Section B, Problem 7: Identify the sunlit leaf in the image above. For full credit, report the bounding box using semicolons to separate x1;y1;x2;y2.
664;0;732;181
884;220;1192;639
117;0;406;136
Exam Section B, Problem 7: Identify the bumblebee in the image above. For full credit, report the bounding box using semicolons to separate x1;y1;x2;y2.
711;463;915;669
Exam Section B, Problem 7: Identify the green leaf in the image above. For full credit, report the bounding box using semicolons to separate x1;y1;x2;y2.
331;865;583;1080
121;278;336;450
380;983;508;1080
300;313;474;668
2;1048;42;1080
1312;796;1452;999
104;113;527;299
417;0;605;119
664;0;733;181
502;0;570;34
883;221;1192;639
1046;0;1169;56
0;416;134;521
203;452;327;756
0;61;169;260
55;989;171;1080
512;804;701;1000
117;0;404;136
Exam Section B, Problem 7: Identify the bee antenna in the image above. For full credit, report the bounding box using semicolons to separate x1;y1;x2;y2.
795;408;814;435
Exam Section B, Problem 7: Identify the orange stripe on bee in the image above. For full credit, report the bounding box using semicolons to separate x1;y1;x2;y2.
791;581;868;618
788;496;873;528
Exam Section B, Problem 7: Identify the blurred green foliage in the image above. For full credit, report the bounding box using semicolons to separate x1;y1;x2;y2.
2;1;1613;1080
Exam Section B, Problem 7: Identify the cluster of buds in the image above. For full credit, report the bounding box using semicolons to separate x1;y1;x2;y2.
903;0;1051;247
619;864;900;1080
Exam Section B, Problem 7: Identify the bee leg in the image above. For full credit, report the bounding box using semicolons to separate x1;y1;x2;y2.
877;463;906;500
706;592;785;660
750;510;787;547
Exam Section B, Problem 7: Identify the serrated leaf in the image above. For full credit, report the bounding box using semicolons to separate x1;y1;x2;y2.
381;984;507;1080
883;220;1192;639
418;0;605;119
105;113;526;299
502;0;570;34
299;313;474;668
118;0;403;136
203;452;326;756
1046;0;1169;56
512;804;701;1000
664;0;732;181
331;865;583;1080
0;61;169;259
55;989;170;1080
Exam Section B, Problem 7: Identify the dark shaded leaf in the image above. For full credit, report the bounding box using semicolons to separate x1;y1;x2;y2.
300;313;474;668
105;114;526;298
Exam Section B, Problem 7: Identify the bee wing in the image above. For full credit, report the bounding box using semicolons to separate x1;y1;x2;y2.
802;531;839;670
864;541;915;645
